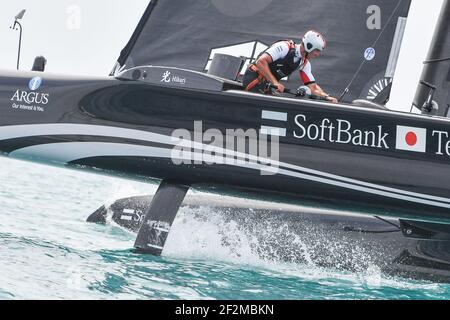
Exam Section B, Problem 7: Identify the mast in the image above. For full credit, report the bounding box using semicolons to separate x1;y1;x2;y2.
413;0;450;116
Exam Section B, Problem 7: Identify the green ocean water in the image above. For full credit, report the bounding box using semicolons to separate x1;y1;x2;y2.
1;157;450;300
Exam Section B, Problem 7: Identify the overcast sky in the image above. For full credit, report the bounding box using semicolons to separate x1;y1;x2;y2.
0;0;445;112
0;0;148;76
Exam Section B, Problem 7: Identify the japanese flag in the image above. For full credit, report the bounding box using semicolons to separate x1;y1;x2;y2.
396;126;427;153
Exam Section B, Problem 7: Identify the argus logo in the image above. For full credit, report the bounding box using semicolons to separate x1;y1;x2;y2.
11;76;49;106
28;77;42;91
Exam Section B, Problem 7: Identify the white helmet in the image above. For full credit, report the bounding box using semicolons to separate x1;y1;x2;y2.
302;30;326;53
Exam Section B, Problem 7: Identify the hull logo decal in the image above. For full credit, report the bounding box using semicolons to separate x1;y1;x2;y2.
28;77;43;91
261;110;288;137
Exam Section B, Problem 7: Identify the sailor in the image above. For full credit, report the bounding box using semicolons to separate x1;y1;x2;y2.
243;30;338;103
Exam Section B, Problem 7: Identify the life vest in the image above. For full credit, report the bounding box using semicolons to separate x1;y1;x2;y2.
261;40;304;81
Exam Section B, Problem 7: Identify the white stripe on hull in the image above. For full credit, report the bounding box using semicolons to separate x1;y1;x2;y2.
7;141;450;209
1;123;450;205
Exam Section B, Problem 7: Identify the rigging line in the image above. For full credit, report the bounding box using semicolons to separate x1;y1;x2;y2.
338;0;405;101
424;57;450;64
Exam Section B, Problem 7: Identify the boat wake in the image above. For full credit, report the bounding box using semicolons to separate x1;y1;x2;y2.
158;205;440;291
166;206;342;266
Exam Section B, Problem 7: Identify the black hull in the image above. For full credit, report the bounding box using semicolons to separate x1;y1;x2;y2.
1;68;450;223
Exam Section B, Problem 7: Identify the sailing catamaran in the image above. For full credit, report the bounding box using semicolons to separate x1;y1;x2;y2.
1;0;450;281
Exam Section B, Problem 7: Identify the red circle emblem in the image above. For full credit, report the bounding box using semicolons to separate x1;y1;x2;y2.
405;132;417;146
